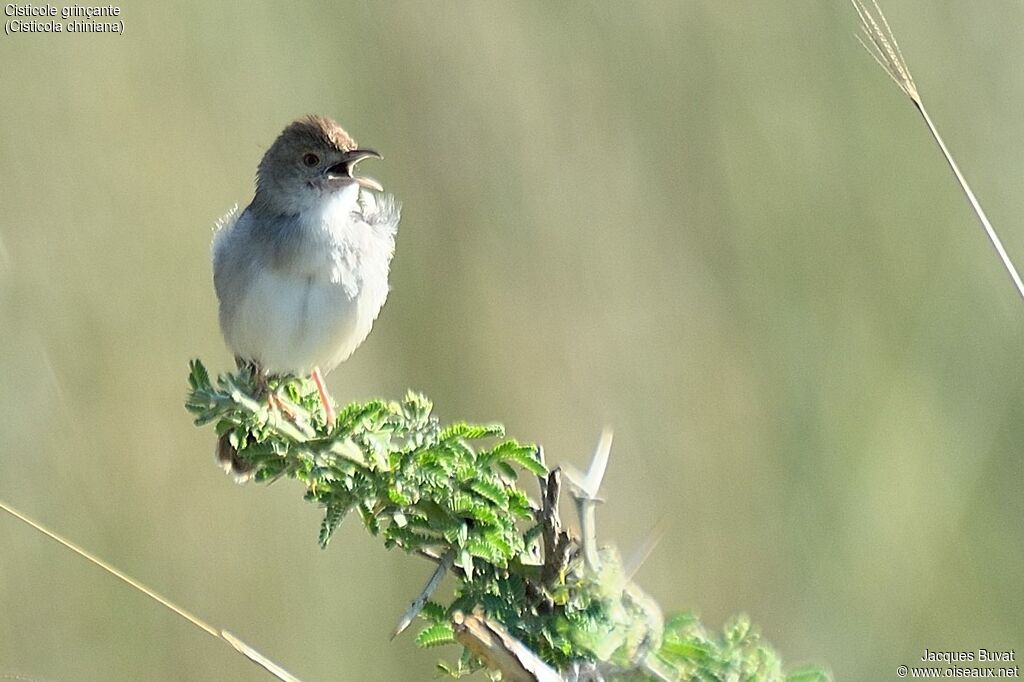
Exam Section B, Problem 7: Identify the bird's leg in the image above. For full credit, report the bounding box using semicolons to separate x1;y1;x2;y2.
311;366;336;429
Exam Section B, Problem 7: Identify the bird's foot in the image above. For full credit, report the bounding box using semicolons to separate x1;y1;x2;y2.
238;359;309;431
268;391;300;421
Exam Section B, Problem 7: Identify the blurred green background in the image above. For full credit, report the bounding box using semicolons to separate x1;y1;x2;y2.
2;1;1022;680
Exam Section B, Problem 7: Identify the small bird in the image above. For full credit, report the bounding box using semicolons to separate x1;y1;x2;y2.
212;115;400;479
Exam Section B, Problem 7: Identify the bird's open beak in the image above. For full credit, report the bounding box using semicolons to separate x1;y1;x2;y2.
325;149;383;192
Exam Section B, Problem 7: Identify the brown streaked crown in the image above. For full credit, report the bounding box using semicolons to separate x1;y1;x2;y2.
258;115;358;181
255;115;362;208
279;114;357;153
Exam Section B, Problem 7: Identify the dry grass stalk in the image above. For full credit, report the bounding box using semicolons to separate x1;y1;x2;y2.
0;498;302;682
852;0;1024;302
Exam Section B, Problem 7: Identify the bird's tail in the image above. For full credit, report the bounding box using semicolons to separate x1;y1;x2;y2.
216;432;256;484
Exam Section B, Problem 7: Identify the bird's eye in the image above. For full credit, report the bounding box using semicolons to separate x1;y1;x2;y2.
302;153;320;167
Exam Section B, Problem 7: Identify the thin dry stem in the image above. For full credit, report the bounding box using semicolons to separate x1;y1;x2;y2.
0;498;301;682
852;0;1024;303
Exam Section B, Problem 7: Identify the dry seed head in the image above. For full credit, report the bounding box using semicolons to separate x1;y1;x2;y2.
852;0;919;103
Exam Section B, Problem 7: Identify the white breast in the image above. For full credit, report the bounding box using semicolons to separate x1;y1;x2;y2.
221;185;395;375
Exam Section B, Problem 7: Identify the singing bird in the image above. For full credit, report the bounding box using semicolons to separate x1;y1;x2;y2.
212;115;400;479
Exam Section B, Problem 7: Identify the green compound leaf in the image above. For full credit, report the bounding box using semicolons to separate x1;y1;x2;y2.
469;479;509;509
319;499;353;549
188;358;211;390
440;422;505;441
415;622;455;648
482;440;545;477
786;667;833;682
464;504;500;527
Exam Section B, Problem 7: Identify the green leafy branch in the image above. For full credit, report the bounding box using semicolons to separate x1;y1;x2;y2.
185;359;829;681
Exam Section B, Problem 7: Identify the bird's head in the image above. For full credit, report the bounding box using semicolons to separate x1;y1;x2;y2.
255;114;382;215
